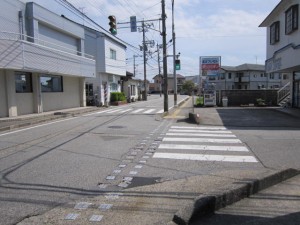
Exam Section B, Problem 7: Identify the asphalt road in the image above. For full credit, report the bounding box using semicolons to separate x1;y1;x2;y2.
0;94;186;225
1;96;300;225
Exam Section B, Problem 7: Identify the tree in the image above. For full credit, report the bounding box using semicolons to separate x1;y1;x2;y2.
182;80;196;95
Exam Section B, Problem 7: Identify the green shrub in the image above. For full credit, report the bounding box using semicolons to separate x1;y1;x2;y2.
195;96;204;107
110;92;126;102
256;98;266;106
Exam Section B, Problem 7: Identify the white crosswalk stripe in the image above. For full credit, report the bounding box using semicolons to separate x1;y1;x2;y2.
158;144;249;152
100;108;163;114
143;109;157;114
152;125;258;163
165;132;236;138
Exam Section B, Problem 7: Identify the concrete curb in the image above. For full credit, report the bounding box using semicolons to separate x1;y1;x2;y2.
172;168;299;225
0;108;100;132
160;96;190;118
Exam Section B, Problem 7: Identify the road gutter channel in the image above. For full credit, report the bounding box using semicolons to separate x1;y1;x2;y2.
172;168;299;225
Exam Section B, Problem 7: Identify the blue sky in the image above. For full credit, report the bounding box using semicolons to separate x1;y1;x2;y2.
21;0;281;80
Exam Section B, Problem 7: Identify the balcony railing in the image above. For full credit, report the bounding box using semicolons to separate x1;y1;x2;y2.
234;77;250;83
0;31;95;77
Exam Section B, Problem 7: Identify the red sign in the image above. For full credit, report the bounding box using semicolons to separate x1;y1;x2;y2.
201;64;220;70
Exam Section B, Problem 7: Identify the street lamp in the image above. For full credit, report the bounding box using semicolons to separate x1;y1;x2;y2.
172;0;177;107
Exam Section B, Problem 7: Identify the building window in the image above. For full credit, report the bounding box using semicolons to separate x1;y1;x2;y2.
270;21;280;44
285;4;298;34
228;73;232;79
110;82;118;92
269;73;275;79
283;74;289;80
110;49;116;60
15;72;32;93
41;75;63;92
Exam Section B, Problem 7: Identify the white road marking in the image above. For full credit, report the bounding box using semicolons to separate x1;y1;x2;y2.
163;137;242;143
131;109;145;113
165;132;236;138
119;109;132;113
156;109;164;113
169;129;232;134
143;109;157;114
171;126;227;130
158;144;249;152
153;152;258;163
106;109;124;113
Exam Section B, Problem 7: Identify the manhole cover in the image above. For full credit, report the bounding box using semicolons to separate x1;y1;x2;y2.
108;126;125;129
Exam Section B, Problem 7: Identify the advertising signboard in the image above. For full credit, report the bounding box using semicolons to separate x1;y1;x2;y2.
200;56;221;76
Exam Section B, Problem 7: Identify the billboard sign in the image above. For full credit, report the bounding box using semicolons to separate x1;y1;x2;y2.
200;56;221;76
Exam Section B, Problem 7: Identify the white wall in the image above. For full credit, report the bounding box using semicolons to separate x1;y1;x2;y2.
104;38;126;76
16;93;34;115
42;76;80;111
0;70;8;117
265;0;300;72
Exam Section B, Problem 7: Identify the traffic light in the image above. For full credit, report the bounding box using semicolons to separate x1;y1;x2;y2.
175;59;181;70
108;15;117;35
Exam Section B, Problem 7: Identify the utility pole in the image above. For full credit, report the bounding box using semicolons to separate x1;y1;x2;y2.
162;0;168;112
172;0;177;107
157;44;162;97
142;20;147;101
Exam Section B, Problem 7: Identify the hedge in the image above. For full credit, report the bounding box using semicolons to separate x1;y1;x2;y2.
110;92;126;102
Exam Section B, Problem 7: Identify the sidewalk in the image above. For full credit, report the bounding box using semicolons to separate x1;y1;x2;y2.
17;169;299;225
190;174;300;225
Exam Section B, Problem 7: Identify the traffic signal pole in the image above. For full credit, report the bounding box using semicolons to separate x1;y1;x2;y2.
142;20;147;101
162;0;168;112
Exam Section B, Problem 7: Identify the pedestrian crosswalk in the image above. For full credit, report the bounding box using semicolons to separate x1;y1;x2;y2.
98;108;164;115
152;126;258;163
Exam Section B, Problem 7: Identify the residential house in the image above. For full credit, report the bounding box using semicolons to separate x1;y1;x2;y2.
83;26;127;106
152;74;185;94
0;0;96;118
122;71;143;101
206;63;288;91
259;0;300;108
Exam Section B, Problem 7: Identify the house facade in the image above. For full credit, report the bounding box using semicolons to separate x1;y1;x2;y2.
84;27;126;106
152;74;185;94
206;64;288;91
260;0;300;108
122;72;143;102
0;0;96;117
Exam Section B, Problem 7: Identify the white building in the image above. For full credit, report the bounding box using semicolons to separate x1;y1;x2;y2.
0;0;96;117
206;63;289;91
83;26;127;106
260;0;300;108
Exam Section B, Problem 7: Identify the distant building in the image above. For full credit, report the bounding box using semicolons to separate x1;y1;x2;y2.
206;63;289;91
152;74;185;94
259;0;300;108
